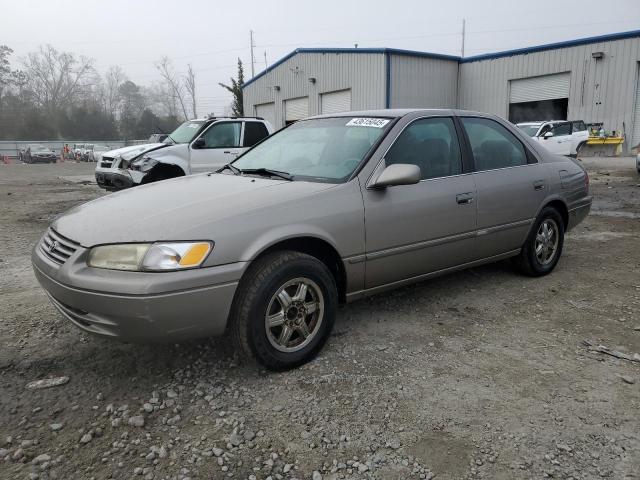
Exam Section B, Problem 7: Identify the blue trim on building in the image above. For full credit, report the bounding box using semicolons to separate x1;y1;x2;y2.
243;47;461;88
461;29;640;63
385;52;391;108
242;29;640;88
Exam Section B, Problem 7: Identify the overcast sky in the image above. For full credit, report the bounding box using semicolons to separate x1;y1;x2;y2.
3;0;640;116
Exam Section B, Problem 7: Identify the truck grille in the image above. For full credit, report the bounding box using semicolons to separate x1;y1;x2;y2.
40;228;79;265
100;156;115;168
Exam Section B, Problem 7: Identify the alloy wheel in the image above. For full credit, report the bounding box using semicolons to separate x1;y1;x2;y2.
535;218;559;266
265;277;324;353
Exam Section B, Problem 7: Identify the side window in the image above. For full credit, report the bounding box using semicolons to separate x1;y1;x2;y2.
243;122;269;147
385;117;462;180
461;117;527;171
201;122;241;148
539;124;552;136
552;123;571;136
572;121;586;133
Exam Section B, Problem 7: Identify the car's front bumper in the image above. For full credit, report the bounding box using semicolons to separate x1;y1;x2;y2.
95;169;135;191
32;237;245;342
32;156;57;163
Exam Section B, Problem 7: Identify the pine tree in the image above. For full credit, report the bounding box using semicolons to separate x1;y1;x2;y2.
219;58;244;117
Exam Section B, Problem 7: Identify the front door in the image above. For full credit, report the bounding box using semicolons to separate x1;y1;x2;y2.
361;116;477;289
189;121;243;173
538;122;572;156
459;116;546;259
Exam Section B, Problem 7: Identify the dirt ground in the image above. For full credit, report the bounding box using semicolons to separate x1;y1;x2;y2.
0;158;639;480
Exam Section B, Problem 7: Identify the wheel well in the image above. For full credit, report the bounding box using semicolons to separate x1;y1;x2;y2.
141;163;185;183
545;200;568;229
255;237;347;303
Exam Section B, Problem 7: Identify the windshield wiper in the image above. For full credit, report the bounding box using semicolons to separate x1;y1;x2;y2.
239;168;293;181
217;163;241;175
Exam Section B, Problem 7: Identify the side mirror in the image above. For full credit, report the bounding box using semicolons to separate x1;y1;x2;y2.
370;163;421;189
192;137;206;149
542;131;554;139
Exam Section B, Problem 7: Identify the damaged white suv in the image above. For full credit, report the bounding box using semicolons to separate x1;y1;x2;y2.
95;117;273;191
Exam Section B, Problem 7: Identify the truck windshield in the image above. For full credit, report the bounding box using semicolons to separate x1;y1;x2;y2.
517;124;541;137
232;117;391;183
166;121;205;144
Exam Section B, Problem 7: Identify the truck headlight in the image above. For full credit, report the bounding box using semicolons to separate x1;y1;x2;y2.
88;242;212;271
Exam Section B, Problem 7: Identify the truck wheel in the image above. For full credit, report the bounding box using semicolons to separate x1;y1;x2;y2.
513;207;565;277
230;251;337;370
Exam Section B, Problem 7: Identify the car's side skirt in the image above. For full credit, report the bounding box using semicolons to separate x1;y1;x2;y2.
344;249;521;303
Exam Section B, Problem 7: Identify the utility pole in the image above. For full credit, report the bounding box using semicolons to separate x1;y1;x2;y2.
461;18;466;57
250;30;256;78
264;51;268;69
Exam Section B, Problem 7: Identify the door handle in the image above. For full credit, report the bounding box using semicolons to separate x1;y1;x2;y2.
533;180;545;190
456;193;474;205
224;150;240;155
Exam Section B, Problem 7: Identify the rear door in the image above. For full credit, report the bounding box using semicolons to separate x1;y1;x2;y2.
361;116;477;289
189;121;242;173
242;121;271;149
459;116;546;259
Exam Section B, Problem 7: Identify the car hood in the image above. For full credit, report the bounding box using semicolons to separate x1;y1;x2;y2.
53;173;336;247
103;143;167;160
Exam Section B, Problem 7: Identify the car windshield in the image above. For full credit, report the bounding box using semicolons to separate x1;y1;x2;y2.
232;117;392;182
517;124;541;137
166;120;205;144
29;145;47;151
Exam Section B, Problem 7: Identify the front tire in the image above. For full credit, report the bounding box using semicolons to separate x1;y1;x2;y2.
514;207;564;277
229;251;337;370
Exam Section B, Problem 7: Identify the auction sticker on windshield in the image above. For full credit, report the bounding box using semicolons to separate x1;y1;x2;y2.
346;118;390;128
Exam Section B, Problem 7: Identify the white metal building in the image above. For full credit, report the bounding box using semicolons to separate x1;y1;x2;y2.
242;30;640;149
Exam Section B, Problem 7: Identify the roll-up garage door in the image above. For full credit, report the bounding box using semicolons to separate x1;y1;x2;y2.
509;73;571;103
632;67;640;148
255;102;275;129
284;97;309;124
321;89;352;114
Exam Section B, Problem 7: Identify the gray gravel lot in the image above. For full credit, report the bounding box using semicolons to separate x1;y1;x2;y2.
1;159;639;480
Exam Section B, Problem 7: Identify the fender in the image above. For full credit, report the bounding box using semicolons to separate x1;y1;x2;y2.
132;144;191;183
525;193;569;239
241;224;344;263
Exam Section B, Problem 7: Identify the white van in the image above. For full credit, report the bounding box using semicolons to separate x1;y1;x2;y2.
95;116;273;191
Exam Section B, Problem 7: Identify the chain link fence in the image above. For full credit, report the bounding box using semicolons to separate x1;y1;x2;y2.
0;140;147;160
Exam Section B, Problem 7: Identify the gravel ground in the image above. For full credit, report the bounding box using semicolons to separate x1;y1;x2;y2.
0;159;639;480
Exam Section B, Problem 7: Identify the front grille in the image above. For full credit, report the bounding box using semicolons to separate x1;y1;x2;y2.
40;228;79;265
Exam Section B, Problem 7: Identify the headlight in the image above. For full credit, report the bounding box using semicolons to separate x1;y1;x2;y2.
87;242;212;271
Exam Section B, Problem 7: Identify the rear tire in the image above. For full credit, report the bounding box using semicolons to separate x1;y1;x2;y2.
229;251;337;370
514;207;564;277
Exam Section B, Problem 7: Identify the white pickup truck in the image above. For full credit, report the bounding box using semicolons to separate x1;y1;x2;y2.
516;120;588;157
95;116;273;191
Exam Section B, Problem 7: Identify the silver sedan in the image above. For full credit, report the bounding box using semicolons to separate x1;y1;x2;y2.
32;109;591;369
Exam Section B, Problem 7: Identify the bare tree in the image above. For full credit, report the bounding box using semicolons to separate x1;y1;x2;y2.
22;44;95;112
104;65;127;118
184;64;197;118
156;56;188;120
144;82;178;118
